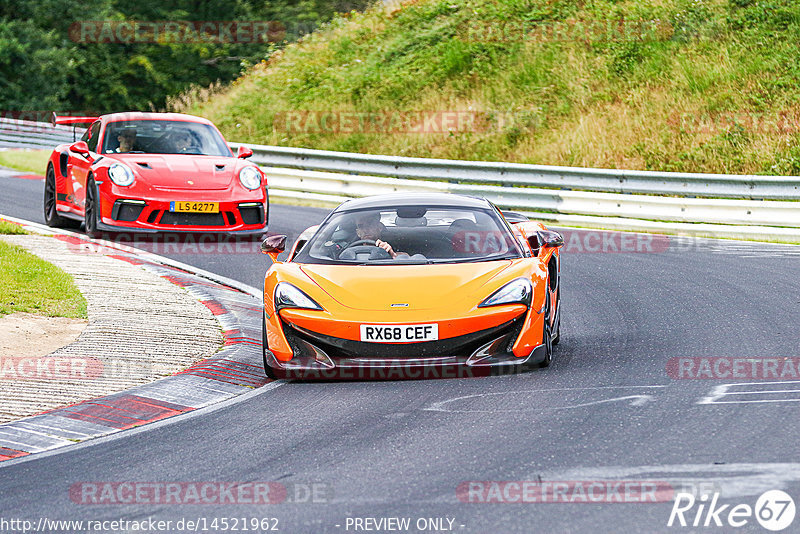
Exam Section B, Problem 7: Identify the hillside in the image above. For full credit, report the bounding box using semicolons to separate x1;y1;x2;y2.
184;0;800;175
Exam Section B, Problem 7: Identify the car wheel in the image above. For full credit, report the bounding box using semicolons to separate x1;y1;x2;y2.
84;177;100;238
44;165;79;228
538;290;554;368
551;286;561;346
262;313;277;379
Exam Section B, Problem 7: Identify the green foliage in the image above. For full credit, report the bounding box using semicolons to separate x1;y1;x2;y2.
0;0;369;113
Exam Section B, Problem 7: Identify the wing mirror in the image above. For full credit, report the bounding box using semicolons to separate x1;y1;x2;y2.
528;230;564;256
261;234;287;263
69;141;91;157
236;145;253;159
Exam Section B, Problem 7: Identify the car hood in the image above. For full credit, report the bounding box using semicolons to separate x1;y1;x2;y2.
110;154;236;190
299;261;515;311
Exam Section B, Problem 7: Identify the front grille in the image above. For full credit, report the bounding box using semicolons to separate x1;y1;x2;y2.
281;316;526;360
159;212;227;226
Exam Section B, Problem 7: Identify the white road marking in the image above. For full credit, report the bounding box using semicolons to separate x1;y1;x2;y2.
547;463;800;500
698;381;800;404
425;386;665;413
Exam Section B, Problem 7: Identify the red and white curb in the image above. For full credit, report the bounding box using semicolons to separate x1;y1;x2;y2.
0;215;270;463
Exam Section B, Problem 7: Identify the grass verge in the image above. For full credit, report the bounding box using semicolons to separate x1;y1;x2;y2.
0;239;87;318
0;149;50;175
0;221;28;235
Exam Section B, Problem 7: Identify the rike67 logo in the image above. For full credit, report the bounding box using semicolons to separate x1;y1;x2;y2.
668;490;796;531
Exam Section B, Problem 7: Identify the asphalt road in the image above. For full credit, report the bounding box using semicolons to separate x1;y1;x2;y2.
2;169;800;533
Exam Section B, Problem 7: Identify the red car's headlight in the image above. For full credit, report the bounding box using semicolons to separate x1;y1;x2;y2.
238;165;262;190
108;163;135;186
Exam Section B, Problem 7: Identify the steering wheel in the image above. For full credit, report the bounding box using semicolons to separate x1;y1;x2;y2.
338;239;392;261
343;239;379;249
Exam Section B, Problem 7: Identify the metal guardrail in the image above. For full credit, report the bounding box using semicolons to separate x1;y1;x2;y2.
234;143;800;242
0;118;78;149
4;121;798;241
241;144;800;201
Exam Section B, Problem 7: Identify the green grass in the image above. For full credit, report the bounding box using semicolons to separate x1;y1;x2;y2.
181;0;800;176
0;149;50;175
0;240;87;318
0;221;28;235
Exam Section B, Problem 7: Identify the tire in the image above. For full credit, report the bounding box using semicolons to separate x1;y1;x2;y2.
84;176;100;238
538;290;554;368
262;313;277;379
43;165;79;228
551;286;561;346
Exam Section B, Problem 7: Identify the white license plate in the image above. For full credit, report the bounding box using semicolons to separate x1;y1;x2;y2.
360;324;438;343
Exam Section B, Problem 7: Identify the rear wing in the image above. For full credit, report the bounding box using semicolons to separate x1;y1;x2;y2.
50;112;99;126
50;112;98;142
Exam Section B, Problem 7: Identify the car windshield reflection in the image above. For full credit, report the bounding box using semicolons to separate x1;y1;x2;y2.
293;205;523;265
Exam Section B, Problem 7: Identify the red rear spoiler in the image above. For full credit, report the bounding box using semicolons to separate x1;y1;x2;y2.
50;112;99;126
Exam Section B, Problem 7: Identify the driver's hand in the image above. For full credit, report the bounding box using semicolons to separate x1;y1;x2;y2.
375;239;397;258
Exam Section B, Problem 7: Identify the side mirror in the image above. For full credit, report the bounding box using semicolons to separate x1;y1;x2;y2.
528;230;563;255
261;234;287;263
237;145;253;159
539;230;564;248
69;141;90;157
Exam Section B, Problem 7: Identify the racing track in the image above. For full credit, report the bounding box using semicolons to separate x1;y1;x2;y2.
2;168;800;532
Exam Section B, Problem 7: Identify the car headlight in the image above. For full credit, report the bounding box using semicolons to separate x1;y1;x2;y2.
478;278;532;308
238;166;262;190
274;282;324;312
108;163;135;186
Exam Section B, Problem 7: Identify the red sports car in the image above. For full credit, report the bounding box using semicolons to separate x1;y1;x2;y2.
44;112;268;236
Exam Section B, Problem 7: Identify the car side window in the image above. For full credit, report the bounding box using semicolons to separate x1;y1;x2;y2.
85;122;101;152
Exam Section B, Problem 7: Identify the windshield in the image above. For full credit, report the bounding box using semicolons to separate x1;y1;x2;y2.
293;205;523;265
102;120;232;157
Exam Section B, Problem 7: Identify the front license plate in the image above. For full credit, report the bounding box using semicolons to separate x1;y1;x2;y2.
170;201;219;213
360;324;439;343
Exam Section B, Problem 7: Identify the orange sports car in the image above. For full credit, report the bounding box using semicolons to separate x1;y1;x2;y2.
260;193;563;380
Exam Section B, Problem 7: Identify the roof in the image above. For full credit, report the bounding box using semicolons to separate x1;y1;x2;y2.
335;193;492;212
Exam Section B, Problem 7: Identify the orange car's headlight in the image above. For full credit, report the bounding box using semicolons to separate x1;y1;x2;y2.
478;278;532;308
274;282;324;312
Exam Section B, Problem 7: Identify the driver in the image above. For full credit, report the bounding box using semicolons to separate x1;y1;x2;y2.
116;128;137;153
355;212;405;259
173;131;194;153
